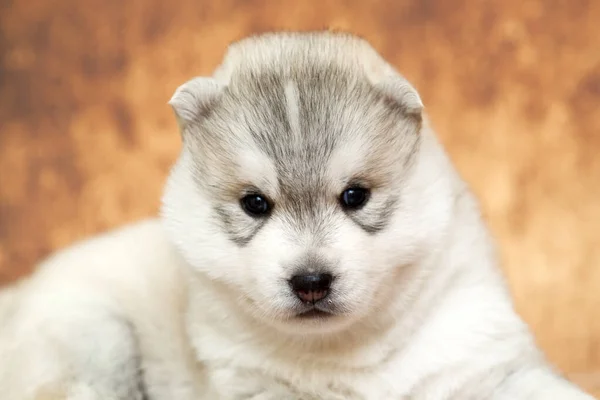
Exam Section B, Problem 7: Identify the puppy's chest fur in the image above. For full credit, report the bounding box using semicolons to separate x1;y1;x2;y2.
197;350;397;400
206;365;370;400
185;321;403;400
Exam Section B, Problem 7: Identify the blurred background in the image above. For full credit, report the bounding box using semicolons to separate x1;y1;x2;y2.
0;0;599;394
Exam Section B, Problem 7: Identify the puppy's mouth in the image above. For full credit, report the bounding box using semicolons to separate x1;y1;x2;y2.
296;308;333;319
293;300;339;319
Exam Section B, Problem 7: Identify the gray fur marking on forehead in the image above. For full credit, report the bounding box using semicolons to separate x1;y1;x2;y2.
217;65;383;216
213;31;423;115
213;61;420;182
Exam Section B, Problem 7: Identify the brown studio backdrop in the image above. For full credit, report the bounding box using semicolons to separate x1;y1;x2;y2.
1;0;599;393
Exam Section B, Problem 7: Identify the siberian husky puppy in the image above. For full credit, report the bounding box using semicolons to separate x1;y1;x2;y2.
0;31;593;400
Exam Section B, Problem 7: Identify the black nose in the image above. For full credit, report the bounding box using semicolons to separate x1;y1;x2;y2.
289;273;333;303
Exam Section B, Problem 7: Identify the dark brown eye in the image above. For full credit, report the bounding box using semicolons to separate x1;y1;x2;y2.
340;187;370;210
241;194;270;217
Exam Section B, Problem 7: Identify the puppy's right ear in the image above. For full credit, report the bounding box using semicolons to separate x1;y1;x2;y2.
168;77;223;132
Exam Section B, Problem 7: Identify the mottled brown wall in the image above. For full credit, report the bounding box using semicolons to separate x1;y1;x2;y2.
1;0;599;393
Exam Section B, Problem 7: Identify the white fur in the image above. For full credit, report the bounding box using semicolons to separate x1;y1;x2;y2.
0;31;594;400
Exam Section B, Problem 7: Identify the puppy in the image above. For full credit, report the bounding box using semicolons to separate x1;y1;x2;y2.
0;31;594;399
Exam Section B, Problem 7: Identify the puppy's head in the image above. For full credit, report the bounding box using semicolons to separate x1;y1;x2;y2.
161;32;454;335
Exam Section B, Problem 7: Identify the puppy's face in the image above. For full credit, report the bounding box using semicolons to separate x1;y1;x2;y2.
162;54;452;335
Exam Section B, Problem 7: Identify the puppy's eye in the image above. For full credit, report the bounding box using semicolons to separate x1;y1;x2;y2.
241;194;271;216
340;187;370;210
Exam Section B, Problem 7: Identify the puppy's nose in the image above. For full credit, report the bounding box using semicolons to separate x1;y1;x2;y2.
289;273;333;303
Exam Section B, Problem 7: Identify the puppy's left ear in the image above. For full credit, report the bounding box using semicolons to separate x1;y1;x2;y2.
168;77;223;133
375;73;423;118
